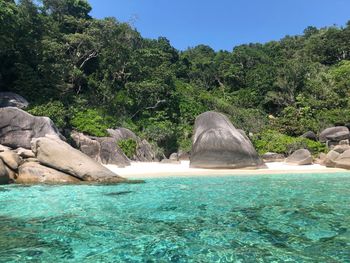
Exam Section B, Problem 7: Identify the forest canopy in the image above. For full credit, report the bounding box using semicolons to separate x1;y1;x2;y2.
1;0;350;156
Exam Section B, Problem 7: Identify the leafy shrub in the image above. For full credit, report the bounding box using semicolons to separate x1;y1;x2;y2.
252;130;326;156
70;109;112;137
117;139;137;159
28;101;68;128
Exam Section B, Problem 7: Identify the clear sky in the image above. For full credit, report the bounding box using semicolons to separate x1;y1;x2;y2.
88;0;350;51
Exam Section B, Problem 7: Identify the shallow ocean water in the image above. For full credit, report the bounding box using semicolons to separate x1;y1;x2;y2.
0;173;349;263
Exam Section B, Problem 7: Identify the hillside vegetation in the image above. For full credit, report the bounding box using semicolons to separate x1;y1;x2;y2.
1;0;350;156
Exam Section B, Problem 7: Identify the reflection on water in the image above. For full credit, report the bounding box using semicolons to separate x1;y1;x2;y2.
0;173;349;262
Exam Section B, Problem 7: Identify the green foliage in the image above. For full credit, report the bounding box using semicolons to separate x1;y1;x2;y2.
70;109;112;137
252;130;326;156
2;1;350;155
28;101;68;128
117;139;137;159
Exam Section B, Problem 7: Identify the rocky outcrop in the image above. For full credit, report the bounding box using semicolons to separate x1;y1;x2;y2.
319;126;350;143
285;149;313;165
0;107;63;149
107;128;157;162
262;152;285;162
0;92;29;109
17;162;81;184
190;111;265;169
301;131;317;141
32;136;127;183
71;131;130;167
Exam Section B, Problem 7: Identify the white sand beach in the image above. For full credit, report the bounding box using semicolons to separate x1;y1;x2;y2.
105;161;348;179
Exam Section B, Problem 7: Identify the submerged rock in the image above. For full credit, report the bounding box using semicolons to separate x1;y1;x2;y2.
0;92;29;109
285;149;313;165
0;107;63;149
31;136;127;183
190;111;265;169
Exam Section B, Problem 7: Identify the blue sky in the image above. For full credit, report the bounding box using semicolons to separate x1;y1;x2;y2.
89;0;350;51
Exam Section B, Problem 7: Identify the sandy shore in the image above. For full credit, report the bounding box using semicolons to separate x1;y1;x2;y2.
105;161;349;179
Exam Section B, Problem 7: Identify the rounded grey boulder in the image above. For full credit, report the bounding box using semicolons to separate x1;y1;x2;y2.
285;149;313;165
0;92;29;109
0;107;63;149
319;126;350;143
190;111;265;169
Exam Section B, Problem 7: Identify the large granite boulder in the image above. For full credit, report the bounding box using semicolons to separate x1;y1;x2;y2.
0;92;29;109
71;131;130;167
31;136;127;183
285;149;313;165
301;131;317;141
0;151;21;170
0;107;63;149
107;128;157;162
319;126;350;143
190;111;265;169
0;159;10;184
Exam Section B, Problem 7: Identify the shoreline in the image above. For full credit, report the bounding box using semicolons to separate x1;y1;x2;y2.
105;161;349;179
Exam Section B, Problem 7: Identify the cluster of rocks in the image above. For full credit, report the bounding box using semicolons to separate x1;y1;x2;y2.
70;128;157;167
0;107;129;184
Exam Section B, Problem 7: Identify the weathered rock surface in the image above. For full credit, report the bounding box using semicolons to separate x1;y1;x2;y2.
71;131;130;167
0;159;10;184
0;151;21;170
96;137;130;167
17;162;81;184
190;111;265;169
0;107;63;149
32;136;127;183
0;144;11;152
107;128;157;162
285;149;313;165
332;149;350;169
332;145;350;154
15;148;35;158
262;152;285;162
324;150;340;167
0;92;29;109
301;131;317;141
319;126;350;143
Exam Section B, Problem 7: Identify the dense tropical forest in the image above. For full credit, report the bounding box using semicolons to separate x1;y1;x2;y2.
1;0;350;157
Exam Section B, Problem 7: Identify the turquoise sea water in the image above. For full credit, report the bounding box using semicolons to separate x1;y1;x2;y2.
0;173;349;262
